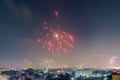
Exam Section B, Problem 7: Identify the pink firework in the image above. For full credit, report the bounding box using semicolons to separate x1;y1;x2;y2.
38;24;74;53
54;10;59;17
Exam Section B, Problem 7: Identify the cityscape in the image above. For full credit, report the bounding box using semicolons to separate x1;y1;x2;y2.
0;67;114;80
0;0;120;80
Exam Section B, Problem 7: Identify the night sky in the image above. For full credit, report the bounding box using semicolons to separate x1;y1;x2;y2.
0;0;120;68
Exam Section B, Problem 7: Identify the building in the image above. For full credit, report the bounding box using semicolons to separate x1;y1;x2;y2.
112;72;120;80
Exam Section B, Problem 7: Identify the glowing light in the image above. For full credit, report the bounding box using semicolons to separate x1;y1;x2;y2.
54;11;59;17
38;26;74;54
55;33;59;38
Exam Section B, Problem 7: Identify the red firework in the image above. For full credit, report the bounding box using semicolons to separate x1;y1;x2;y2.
38;24;74;53
54;11;59;17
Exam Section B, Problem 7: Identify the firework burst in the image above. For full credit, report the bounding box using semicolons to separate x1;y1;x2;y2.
38;23;74;54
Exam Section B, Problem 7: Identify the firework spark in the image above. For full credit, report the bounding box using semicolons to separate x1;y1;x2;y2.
38;23;74;54
54;10;59;17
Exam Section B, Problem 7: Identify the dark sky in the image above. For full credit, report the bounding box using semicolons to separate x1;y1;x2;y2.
0;0;120;69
